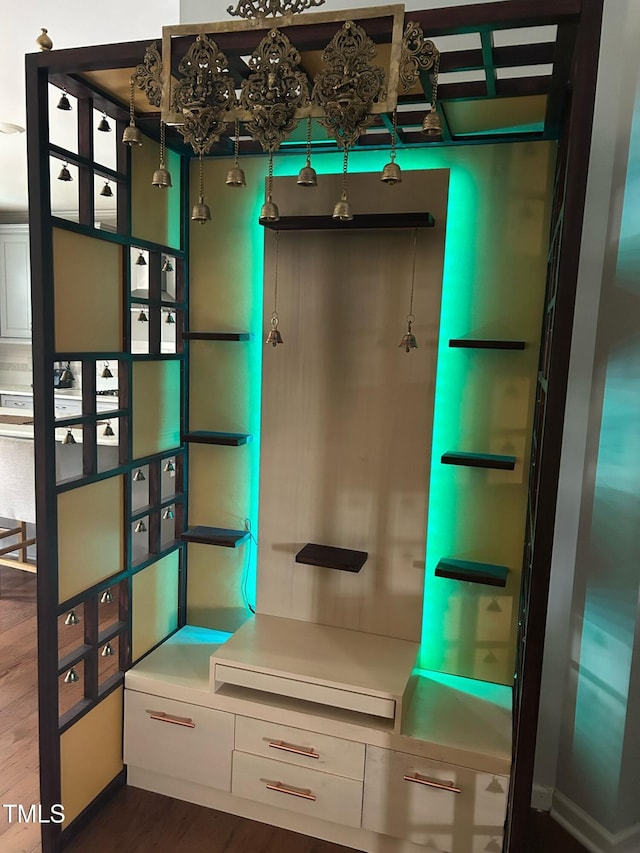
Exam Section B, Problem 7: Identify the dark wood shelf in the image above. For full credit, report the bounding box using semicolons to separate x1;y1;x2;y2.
262;212;435;232
441;451;516;470
181;526;249;548
295;543;368;573
449;338;525;350
435;557;509;587
183;431;252;446
182;331;253;341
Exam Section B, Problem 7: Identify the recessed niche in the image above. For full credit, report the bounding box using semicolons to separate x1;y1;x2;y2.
57;604;85;661
58;659;85;720
98;634;120;685
92;107;117;171
131;465;150;512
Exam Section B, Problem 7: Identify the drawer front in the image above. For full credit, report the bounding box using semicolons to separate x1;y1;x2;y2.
124;690;233;791
235;716;365;781
54;399;82;416
362;746;508;852
232;751;363;828
1;394;32;410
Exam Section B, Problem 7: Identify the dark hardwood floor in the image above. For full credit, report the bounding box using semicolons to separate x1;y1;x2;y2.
0;563;587;853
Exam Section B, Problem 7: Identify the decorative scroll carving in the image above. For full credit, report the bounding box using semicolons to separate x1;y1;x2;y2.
133;42;163;108
227;0;324;19
240;29;310;153
399;22;439;94
172;34;237;155
312;21;385;149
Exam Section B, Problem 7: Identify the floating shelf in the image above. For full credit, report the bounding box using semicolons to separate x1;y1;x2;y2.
262;212;435;232
295;543;368;573
183;431;252;446
441;451;516;470
182;331;253;341
181;526;249;548
435;557;509;588
449;338;525;350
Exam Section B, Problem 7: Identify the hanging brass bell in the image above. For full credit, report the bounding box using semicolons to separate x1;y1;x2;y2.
226;165;246;187
297;161;318;187
64;610;80;626
162;257;173;273
101;642;115;657
381;160;402;185
152;165;172;188
100;362;113;378
259;197;280;223
134;520;147;534
422;108;443;138
165;311;175;325
399;318;418;352
164;459;175;473
135;251;146;266
100;588;113;605
103;421;115;437
265;314;283;347
191;197;211;224
57;92;71;111
61;429;76;445
163;507;175;520
137;308;148;323
100;181;113;198
332;191;353;222
57;164;72;182
97;114;111;133
133;468;145;482
122;122;143;147
64;667;80;684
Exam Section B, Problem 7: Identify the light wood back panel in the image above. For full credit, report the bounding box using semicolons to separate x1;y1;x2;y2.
131;140;181;250
53;228;122;353
132;360;181;460
257;171;449;642
132;551;180;661
58;476;124;604
60;687;123;824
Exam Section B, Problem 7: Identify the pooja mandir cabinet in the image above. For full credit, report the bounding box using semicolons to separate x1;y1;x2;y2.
26;1;604;851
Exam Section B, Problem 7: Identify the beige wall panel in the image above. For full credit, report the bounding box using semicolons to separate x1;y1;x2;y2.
131;140;181;249
132;551;180;661
187;542;249;632
257;171;448;643
60;687;123;824
53;228;122;353
188;443;252;530
58;476;123;604
132;360;181;460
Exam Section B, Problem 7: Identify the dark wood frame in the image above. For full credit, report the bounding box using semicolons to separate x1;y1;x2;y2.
25;1;605;850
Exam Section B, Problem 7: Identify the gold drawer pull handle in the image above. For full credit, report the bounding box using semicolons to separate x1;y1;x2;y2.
268;739;319;759
266;781;316;801
404;773;461;793
146;710;195;728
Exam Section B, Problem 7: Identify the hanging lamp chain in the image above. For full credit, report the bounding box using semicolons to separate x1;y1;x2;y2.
268;152;274;200
409;227;418;319
160;119;166;168
129;76;135;123
391;109;398;161
234;119;240;166
273;231;280;316
199;153;204;200
431;53;440;110
306;114;313;164
342;146;349;196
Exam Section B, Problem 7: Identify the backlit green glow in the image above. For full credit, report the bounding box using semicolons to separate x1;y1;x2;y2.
414;667;512;710
272;147;477;670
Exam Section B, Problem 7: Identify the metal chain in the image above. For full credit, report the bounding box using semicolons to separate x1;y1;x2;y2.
342;146;349;195
409;228;418;318
199;153;204;200
234;119;240;165
268;152;274;200
431;53;440;108
391;109;398;161
129;77;135;123
306;114;312;164
160;120;166;167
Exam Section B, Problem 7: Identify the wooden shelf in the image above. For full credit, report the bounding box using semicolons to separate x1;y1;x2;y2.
441;451;516;470
295;542;368;573
182;331;253;341
181;526;249;548
183;431;252;446
435;557;509;587
261;212;435;232
449;339;525;350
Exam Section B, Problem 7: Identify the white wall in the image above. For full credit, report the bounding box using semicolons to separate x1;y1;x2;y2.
0;0;180;214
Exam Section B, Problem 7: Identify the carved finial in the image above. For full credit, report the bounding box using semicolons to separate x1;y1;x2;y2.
36;28;53;51
227;0;325;20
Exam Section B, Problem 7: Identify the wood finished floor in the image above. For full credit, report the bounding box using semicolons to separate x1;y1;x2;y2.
0;563;587;853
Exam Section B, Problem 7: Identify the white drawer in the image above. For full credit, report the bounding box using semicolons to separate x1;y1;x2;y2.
124;690;233;791
231;750;363;828
235;716;365;781
362;746;508;852
1;394;32;410
54;399;82;416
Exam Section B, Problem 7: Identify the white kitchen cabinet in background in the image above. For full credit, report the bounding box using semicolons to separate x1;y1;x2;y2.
0;226;31;340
